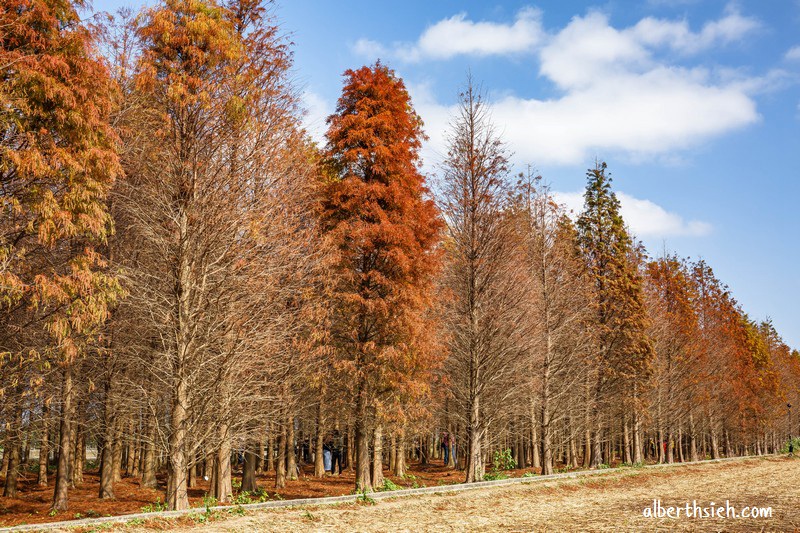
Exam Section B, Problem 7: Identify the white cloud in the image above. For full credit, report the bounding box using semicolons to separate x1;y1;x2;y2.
786;46;800;60
553;190;712;238
407;8;762;165
631;5;760;54
301;90;331;146
353;8;544;62
616;191;712;237
352;38;388;60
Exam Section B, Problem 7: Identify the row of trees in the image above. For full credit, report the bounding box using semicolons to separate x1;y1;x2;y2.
1;0;798;514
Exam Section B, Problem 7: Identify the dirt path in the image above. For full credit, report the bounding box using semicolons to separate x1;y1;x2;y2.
116;456;799;532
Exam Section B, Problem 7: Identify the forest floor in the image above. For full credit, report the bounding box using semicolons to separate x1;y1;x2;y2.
1;459;508;528
3;456;798;531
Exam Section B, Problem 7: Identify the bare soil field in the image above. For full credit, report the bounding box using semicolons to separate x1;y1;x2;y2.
101;455;800;532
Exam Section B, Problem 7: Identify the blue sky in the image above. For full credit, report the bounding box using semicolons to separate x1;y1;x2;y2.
97;0;800;348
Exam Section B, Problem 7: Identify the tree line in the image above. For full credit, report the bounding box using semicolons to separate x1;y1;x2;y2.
1;0;798;513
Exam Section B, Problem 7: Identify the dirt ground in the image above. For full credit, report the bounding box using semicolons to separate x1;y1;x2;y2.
110;456;799;532
0;460;472;528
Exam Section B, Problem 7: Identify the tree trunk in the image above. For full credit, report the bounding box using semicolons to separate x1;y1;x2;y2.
667;425;675;464
241;441;258;493
110;423;122;484
633;410;643;464
52;364;75;512
590;425;602;468
1;440;8;479
38;406;49;487
266;426;274;473
124;420;136;476
2;439;20;498
72;421;85;485
394;429;406;477
99;432;115;498
275;421;286;489
447;423;456;468
371;424;383;488
354;390;372;491
286;415;297;481
314;405;325;478
622;417;632;464
689;412;698;462
465;394;482;482
346;424;354;472
131;439;141;478
724;430;733;458
212;425;232;502
583;378;592;468
709;415;721;460
140;420;157;489
389;433;396;473
166;376;189;510
187;453;196;489
256;434;265;475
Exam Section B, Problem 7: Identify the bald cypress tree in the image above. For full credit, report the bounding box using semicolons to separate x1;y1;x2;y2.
577;161;652;467
0;0;121;511
322;63;442;492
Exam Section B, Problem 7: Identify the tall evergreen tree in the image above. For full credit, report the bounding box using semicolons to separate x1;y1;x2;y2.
577;161;652;467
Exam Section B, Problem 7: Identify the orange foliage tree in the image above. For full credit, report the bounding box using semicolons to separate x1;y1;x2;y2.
321;62;442;492
0;0;120;509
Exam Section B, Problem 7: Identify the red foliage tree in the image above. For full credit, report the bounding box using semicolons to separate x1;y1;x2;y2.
321;62;442;492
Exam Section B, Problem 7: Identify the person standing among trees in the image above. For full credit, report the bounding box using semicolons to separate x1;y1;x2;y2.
441;432;450;465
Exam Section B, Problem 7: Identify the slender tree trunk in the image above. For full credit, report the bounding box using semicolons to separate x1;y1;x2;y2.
241;440;258;493
275;421;286;489
372;424;383;488
1;440;8;479
99;386;116;498
540;342;553;475
266;425;274;473
256;434;266;475
166;376;189;510
314;404;325;478
124;420;136;476
590;424;602;468
2;432;20;497
394;429;406;477
689;412;698;462
389;433;396;473
709;414;721;460
724;430;733;458
99;431;115;498
354;389;372;491
212;424;232;502
131;439;141;478
633;410;643;464
187;452;196;489
52;365;75;512
286;415;297;481
141;420;157;489
72;420;85;485
38;405;49;487
583;376;592;468
623;417;632;464
465;394;482;482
